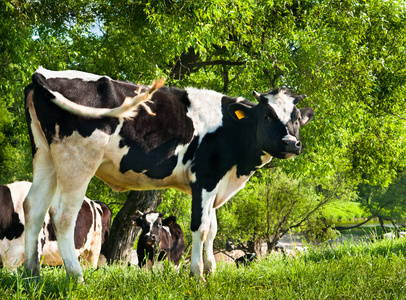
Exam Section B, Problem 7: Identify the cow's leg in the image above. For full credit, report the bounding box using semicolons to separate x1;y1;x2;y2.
203;209;217;273
47;131;107;279
23;151;57;277
49;186;89;279
190;184;217;280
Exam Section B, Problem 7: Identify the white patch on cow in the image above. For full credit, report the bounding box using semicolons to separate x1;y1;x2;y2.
145;213;160;224
145;213;160;237
186;88;223;139
162;226;171;236
37;67;107;82
214;166;252;209
282;135;298;143
50;129;109;194
264;91;295;125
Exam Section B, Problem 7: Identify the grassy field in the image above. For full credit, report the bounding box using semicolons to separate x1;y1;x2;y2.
323;201;369;222
1;237;406;299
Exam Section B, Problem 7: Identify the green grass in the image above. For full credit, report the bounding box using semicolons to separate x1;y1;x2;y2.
2;238;406;299
323;201;368;221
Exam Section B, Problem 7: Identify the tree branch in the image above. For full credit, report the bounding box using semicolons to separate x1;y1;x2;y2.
186;60;245;68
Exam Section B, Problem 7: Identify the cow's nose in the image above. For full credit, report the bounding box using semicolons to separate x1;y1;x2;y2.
285;139;301;154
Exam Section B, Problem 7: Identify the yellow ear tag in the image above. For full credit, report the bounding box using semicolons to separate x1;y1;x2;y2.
235;110;245;120
168;221;174;227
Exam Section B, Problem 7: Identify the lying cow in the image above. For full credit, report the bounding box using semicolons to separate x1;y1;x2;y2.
24;67;314;280
0;181;111;268
235;253;257;268
131;212;185;267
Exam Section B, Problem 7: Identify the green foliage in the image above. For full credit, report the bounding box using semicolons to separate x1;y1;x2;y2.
216;168;327;247
1;0;406;249
361;169;406;225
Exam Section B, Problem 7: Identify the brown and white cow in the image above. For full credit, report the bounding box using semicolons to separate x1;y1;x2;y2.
0;181;111;268
24;67;314;280
131;212;185;267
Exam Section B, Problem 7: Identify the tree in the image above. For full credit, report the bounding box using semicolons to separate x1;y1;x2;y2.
2;0;406;260
216;168;350;255
359;170;406;232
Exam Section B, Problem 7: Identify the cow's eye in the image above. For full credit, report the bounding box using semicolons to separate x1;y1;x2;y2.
265;115;271;122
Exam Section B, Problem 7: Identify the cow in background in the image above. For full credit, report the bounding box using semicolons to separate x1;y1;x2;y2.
0;181;111;268
24;67;314;280
131;212;185;267
235;253;257;268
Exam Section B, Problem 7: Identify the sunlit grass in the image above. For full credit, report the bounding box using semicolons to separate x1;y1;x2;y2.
1;238;406;299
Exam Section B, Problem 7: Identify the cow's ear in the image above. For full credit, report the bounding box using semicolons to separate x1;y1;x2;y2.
162;216;177;227
299;107;314;126
228;103;251;121
293;94;307;105
130;216;144;227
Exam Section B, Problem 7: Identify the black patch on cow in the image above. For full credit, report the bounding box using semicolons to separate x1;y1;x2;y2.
183;135;199;164
119;87;194;179
28;73;145;144
46;222;57;241
190;97;264;193
74;200;93;249
40;222;49;251
24;84;38;157
0;185;25;240
190;183;203;232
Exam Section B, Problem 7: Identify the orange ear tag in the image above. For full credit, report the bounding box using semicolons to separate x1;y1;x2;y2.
235;110;245;120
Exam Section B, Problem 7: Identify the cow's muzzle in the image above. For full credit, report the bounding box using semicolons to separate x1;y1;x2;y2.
146;235;157;246
283;139;302;158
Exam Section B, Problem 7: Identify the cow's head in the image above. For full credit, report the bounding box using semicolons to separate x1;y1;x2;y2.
131;212;177;247
228;86;314;159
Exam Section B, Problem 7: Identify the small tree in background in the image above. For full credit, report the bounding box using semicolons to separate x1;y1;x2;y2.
359;169;406;232
216;168;341;255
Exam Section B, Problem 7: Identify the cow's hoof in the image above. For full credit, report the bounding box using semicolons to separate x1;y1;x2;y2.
189;271;206;283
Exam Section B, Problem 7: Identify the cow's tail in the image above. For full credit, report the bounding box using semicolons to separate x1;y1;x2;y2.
33;73;165;119
104;78;165;118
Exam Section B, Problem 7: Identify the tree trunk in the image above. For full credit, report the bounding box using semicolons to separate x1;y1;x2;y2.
247;239;263;257
378;216;387;234
334;216;374;231
267;238;278;254
107;190;162;264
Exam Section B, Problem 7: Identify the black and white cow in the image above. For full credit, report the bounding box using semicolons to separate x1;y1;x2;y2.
24;67;314;280
131;212;185;267
0;181;111;268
